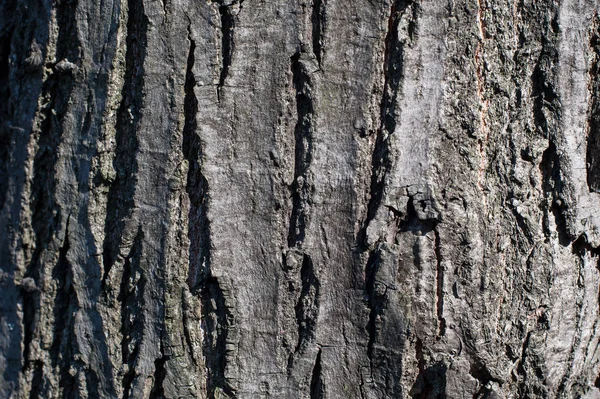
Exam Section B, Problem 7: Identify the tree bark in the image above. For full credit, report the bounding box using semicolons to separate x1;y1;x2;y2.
2;0;600;397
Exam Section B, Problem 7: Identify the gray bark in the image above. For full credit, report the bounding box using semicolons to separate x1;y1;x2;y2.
2;0;600;397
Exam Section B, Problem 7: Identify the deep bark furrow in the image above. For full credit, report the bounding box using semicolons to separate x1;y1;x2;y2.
311;0;324;67
102;0;148;287
201;279;234;398
49;214;73;367
359;0;410;247
288;52;314;248
24;0;82;374
183;20;233;398
434;229;445;338
309;348;324;399
149;353;167;399
364;250;380;373
183;27;210;292
0;27;13;211
216;3;235;102
294;254;319;353
587;14;600;192
119;227;145;376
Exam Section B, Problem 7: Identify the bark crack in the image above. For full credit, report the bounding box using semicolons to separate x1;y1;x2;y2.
309;348;324;398
311;0;325;67
434;229;446;338
358;0;413;248
586;13;600;192
215;2;236;103
288;52;315;248
102;0;148;289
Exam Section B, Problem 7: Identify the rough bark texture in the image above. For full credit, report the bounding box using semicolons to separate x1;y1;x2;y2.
2;0;600;398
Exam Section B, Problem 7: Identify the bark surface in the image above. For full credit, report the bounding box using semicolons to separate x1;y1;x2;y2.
2;0;600;398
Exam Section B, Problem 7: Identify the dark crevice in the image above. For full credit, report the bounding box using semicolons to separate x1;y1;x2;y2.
410;346;447;399
119;227;145;387
84;368;100;399
121;368;135;399
294;254;320;353
311;0;325;66
434;229;446;338
469;359;499;399
0;29;13;210
401;196;438;234
102;0;148;290
201;277;235;398
183;23;233;396
515;331;533;397
540;142;573;245
587;14;600;192
21;285;37;369
309;349;324;399
365;198;435;395
216;3;235;102
358;0;413;248
183;25;210;293
25;0;81;372
49;216;79;399
530;48;559;140
28;360;44;399
49;214;75;368
365;250;382;372
288;52;315;248
149;352;168;399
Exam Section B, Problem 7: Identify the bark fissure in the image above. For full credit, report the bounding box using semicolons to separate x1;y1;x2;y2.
309;348;324;398
201;278;235;398
0;28;13;210
182;21;233;398
587;14;600;192
540;141;572;245
119;227;145;388
359;0;411;247
288;52;315;248
149;352;167;399
311;0;325;67
49;213;73;369
294;254;320;353
28;360;44;399
364;250;381;375
102;0;148;288
25;0;81;373
216;3;235;102
183;27;209;293
434;229;445;338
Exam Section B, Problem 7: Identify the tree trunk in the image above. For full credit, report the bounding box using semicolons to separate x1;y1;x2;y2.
2;0;600;397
